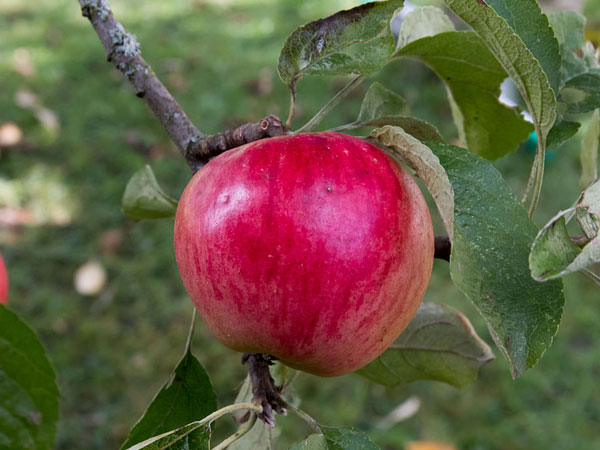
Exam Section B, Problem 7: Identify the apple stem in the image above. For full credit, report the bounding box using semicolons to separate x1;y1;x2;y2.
242;353;287;428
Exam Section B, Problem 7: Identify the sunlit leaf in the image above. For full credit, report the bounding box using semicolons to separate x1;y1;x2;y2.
277;0;404;88
580;109;599;189
427;141;565;378
0;305;59;450
395;6;454;49
122;165;178;221
358;302;494;388
369;126;454;239
394;29;532;159
125;422;210;450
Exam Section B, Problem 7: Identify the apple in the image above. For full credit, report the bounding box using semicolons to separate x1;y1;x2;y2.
174;132;434;376
0;252;8;304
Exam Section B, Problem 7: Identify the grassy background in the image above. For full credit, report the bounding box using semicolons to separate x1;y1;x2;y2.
1;0;599;449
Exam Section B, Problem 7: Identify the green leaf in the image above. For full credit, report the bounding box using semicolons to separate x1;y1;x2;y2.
321;427;380;450
547;120;581;150
290;434;328;450
580;109;599;189
330;82;444;142
396;6;454;49
125;422;210;450
277;0;404;87
0;305;59;450
530;180;600;282
120;349;217;450
443;0;557;149
394;30;532;159
426;141;565;378
561;70;600;115
122;165;178;221
358;302;494;388
486;0;561;95
369;125;454;239
548;11;592;85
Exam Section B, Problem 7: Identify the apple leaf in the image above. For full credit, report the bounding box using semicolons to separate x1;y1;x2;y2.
124;422;210;450
530;180;600;282
0;305;59;450
560;70;600;115
426;141;565;378
120;348;217;450
330;82;444;142
369;125;454;240
396;6;454;49
580;109;599;190
486;0;561;95
277;0;404;88
393;29;532;159
547;120;581;150
290;434;328;450
357;302;494;388
122;165;178;221
548;11;594;85
321;427;380;449
443;0;557;160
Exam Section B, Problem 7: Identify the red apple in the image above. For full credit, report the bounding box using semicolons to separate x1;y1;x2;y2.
0;252;8;304
174;132;433;376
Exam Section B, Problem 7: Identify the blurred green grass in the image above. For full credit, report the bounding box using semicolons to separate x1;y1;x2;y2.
0;0;599;449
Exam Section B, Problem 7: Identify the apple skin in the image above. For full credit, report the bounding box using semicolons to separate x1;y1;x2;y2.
0;252;8;304
174;132;433;376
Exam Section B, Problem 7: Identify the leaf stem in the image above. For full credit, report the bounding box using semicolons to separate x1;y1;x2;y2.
184;307;197;354
528;133;546;217
285;82;297;130
296;74;366;134
284;402;322;434
212;413;257;450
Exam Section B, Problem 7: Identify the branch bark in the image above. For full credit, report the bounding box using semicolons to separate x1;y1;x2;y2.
78;0;284;172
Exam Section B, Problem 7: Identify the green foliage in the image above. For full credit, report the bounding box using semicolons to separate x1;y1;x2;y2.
394;28;532;159
547;120;581;150
580;109;599;188
124;422;210;450
121;347;217;449
290;427;380;450
122;165;178;221
331;82;443;142
561;69;600;114
0;305;59;450
548;11;590;84
427;142;565;378
358;302;494;388
277;0;404;88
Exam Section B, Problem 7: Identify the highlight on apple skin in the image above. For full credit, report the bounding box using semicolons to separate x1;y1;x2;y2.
0;252;8;304
174;132;434;376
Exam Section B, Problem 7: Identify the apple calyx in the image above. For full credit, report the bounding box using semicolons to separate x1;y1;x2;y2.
242;353;286;427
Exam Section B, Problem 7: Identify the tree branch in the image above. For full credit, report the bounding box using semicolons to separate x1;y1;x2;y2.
78;0;284;172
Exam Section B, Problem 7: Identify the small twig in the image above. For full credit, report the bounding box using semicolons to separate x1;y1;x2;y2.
183;308;197;354
296;74;366;134
212;413;258;450
434;235;451;262
78;0;285;172
242;353;286;428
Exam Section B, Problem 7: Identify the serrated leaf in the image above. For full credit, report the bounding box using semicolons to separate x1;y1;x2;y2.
290;434;328;450
330;83;443;142
122;165;178;221
547;120;581;150
120;349;217;450
486;0;561;95
277;0;404;87
548;11;593;85
125;422;210;450
444;0;557;156
229;421;278;450
369;125;454;239
394;29;532;159
358;302;494;388
0;305;59;450
426;141;565;378
321;427;380;450
580;109;599;189
396;6;454;49
561;69;600;114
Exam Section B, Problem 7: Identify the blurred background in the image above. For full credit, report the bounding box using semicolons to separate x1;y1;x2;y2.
1;0;599;449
